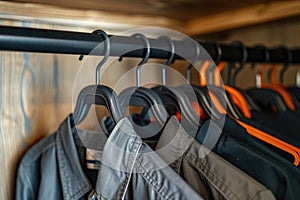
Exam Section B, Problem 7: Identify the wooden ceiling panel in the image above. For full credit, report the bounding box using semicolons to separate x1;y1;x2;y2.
8;0;284;21
3;0;300;36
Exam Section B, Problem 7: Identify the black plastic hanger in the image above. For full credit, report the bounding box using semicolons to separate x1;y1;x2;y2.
246;45;290;112
151;36;180;117
278;46;291;84
227;41;261;112
277;46;300;107
73;30;123;125
210;41;246;119
231;41;247;86
151;36;201;132
117;33;168;135
206;42;222;86
247;88;289;112
183;42;215;119
226;41;246;85
190;42;243;119
287;87;300;105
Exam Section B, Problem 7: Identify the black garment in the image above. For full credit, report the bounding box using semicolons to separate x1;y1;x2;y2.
248;110;300;149
196;116;300;200
245;88;300;148
288;87;300;104
240;116;298;163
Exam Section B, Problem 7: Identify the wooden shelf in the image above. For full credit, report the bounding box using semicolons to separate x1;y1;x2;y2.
187;1;300;36
1;0;300;35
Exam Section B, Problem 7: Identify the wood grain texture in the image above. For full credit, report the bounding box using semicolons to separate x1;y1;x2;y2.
187;1;300;35
2;1;300;36
0;19;85;199
7;0;278;21
0;1;184;33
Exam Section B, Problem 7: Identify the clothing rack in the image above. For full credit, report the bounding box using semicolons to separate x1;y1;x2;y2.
1;25;300;63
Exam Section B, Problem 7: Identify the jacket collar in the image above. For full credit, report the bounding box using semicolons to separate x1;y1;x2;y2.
155;116;194;173
56;114;91;199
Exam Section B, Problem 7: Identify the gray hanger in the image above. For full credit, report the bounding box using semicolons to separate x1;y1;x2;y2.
206;42;222;86
183;41;222;119
154;36;200;131
185;40;201;84
73;30;122;125
118;33;168;127
159;36;175;86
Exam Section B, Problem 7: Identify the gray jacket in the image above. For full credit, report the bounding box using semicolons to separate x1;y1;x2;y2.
155;116;276;200
15;115;203;200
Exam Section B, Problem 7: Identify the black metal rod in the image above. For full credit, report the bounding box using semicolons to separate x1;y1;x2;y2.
0;25;300;63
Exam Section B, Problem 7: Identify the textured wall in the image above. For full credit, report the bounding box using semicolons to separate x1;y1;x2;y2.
0;20;91;199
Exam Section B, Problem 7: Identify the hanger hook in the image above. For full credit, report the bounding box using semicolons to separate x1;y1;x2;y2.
232;41;247;86
262;45;270;63
263;46;270;84
253;45;270;86
132;33;150;87
158;36;175;86
278;46;292;83
253;44;270;62
185;40;201;83
207;42;222;85
213;42;222;66
92;30;110;85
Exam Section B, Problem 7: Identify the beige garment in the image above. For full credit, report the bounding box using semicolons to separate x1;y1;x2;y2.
156;116;276;200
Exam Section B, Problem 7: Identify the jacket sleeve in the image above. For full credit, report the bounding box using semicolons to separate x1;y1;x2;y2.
15;163;34;200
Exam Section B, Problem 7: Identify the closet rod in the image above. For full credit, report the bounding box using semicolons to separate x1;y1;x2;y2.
0;25;300;63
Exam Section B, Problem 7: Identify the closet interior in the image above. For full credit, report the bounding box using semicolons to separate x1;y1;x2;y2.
1;0;300;199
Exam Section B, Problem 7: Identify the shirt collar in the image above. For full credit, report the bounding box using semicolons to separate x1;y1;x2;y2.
95;116;203;200
55;115;201;199
55;115;144;199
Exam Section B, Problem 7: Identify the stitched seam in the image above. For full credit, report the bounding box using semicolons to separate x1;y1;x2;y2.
144;171;167;199
142;170;171;199
57;133;91;199
72;185;91;199
185;152;235;199
184;153;230;199
137;159;170;199
56;133;71;200
185;152;240;200
117;176;129;200
134;159;172;200
118;138;141;199
117;140;135;199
